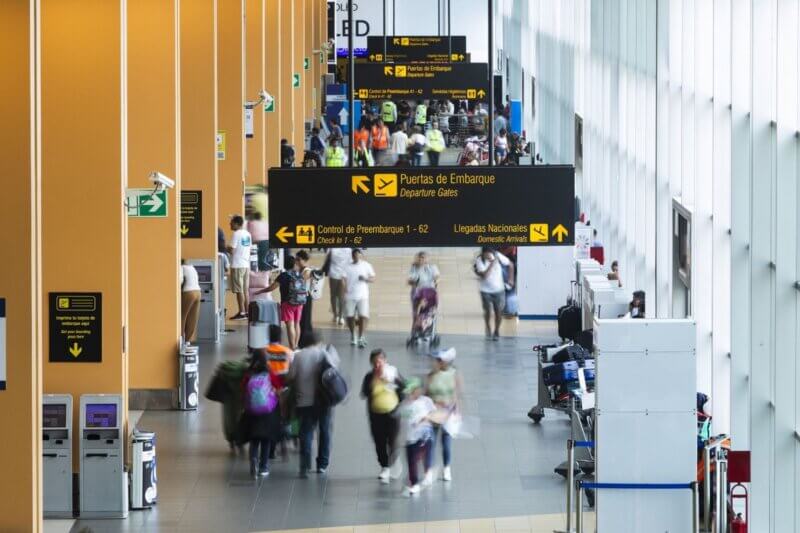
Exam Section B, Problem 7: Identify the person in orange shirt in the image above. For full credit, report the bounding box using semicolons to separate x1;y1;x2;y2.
371;118;390;165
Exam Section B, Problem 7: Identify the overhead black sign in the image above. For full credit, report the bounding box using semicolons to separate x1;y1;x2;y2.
268;166;575;248
49;293;102;363
181;190;203;239
366;36;467;63
354;63;489;101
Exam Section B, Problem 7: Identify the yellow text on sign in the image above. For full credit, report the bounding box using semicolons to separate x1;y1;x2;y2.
296;225;316;245
374;174;398;198
529;223;550;243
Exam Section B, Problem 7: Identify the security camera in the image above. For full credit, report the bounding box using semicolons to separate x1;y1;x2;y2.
149;171;175;192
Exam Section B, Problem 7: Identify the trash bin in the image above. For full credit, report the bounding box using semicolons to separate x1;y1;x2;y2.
130;429;157;509
179;346;199;411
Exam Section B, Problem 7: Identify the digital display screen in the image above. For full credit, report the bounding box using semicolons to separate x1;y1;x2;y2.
43;404;67;428
85;403;117;428
195;265;213;283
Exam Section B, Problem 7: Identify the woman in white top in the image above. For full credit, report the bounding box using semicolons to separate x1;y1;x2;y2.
408;127;427;167
180;260;202;345
494;127;509;165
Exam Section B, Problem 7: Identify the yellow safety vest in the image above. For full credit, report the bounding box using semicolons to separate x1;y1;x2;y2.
326;147;346;167
427;129;445;152
415;104;427;125
381;101;397;123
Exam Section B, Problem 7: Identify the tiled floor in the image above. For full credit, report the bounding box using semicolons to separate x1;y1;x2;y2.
69;250;571;533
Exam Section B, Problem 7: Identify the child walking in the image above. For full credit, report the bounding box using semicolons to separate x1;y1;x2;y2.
399;378;436;496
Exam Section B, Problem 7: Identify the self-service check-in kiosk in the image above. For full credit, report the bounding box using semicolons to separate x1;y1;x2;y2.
43;394;73;518
189;259;219;342
79;395;128;519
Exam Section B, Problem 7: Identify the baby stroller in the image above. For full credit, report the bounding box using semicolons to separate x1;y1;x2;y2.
406;287;441;348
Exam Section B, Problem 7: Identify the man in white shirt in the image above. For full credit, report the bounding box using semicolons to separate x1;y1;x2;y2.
326;248;352;325
390;123;409;163
226;215;253;320
343;248;376;347
473;247;514;340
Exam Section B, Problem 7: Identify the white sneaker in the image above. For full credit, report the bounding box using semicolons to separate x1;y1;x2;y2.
350;336;358;346
378;467;390;483
402;484;421;497
338;317;345;326
358;337;368;348
422;471;433;487
389;458;403;479
442;466;452;481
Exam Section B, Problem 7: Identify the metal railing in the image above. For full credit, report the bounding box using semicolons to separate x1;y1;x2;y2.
574;480;700;533
555;440;595;533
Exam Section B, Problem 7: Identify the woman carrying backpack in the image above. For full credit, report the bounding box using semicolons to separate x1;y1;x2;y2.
241;351;282;479
258;255;311;350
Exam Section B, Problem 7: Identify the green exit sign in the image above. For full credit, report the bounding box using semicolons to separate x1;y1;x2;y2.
292;73;301;88
304;57;310;70
126;189;168;218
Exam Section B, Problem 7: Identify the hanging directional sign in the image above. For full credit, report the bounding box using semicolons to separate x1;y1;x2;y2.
354;63;489;101
367;36;467;63
126;189;168;218
180;190;203;239
268;166;575;248
49;293;102;363
263;92;275;112
292;73;301;88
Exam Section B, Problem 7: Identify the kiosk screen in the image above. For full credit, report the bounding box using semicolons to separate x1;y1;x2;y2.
43;404;67;428
85;404;117;428
195;265;213;283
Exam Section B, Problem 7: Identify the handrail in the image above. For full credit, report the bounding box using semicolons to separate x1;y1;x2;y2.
574;479;699;533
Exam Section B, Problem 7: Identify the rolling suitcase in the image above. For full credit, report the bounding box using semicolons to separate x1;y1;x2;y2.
557;304;581;341
543;361;579;386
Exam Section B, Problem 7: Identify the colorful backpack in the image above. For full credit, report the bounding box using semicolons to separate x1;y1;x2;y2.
287;271;308;306
246;373;278;415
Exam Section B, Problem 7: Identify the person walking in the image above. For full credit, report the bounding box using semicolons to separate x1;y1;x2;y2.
371;118;390;165
425;121;446;166
425;348;463;482
494;128;509;165
381;99;397;130
227;215;253;320
325;247;351;325
325;136;347;167
390;123;409;164
414;101;428;129
474;247;514;340
408;127;427;167
361;349;406;483
247;212;270;271
258;254;310;350
399;378;436;496
180;259;202;345
343;248;376;348
287;332;340;477
309;127;327;166
242;350;281;478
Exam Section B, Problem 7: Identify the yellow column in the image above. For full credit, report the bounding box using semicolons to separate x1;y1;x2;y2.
127;0;181;407
0;2;41;530
245;0;265;186
181;0;219;262
292;0;306;150
41;0;128;462
264;0;282;170
304;0;314;121
279;0;295;149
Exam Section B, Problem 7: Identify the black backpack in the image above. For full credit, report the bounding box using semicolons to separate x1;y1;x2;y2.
317;348;348;406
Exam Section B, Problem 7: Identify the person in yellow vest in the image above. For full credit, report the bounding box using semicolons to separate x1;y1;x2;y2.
425;120;446;166
415;102;428;128
381;100;397;130
325;136;347;167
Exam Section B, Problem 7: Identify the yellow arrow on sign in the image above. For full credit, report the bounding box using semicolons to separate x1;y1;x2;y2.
69;342;83;358
393;38;400;45
384;66;394;76
477;89;487;99
552;224;569;243
352;175;371;194
180;225;189;236
276;226;295;244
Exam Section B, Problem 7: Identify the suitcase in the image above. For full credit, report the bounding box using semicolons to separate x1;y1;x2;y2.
249;270;271;302
543;361;579;386
582;359;596;381
557;304;581;341
552;344;590;364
